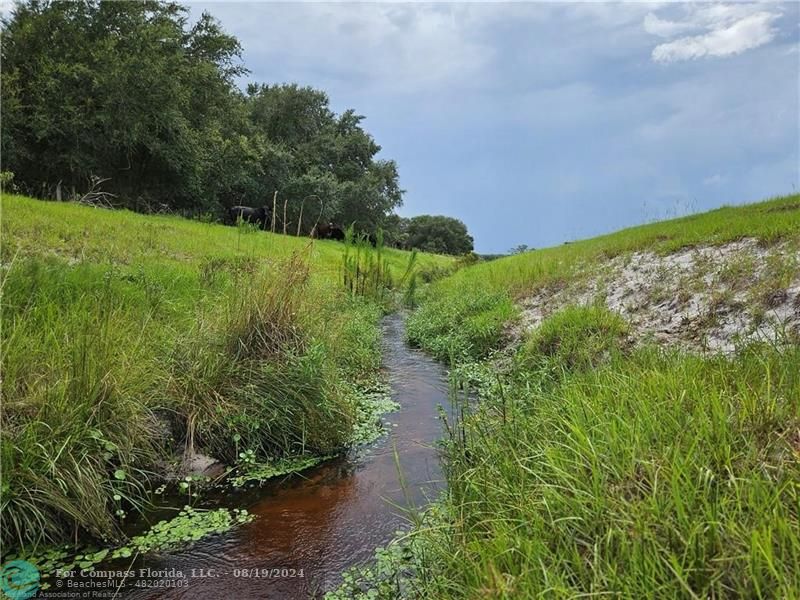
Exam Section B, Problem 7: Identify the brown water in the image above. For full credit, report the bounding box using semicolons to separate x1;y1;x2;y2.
123;313;448;599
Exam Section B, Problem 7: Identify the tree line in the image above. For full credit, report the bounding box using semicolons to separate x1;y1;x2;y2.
1;0;473;254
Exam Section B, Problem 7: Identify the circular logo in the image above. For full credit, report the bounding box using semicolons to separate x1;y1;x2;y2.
0;560;40;600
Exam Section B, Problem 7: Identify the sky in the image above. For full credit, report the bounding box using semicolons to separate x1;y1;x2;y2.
187;1;799;254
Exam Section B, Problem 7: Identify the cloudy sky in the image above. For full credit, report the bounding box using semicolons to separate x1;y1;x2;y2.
191;1;799;253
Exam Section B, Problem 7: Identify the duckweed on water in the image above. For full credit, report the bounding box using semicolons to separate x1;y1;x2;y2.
230;456;331;488
350;383;400;446
2;508;254;583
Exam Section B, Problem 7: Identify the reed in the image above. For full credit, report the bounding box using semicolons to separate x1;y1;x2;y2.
342;227;392;303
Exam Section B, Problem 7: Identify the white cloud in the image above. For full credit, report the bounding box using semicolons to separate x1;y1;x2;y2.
704;173;726;185
653;11;780;62
644;13;698;38
0;0;17;17
644;3;783;63
190;3;494;96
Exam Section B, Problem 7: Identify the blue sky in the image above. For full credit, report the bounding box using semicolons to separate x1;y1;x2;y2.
190;2;799;253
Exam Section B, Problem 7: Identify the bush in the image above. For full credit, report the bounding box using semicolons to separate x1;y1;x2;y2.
519;305;629;374
406;283;515;362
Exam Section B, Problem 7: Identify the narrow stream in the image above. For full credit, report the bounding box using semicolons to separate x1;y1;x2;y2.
123;313;448;598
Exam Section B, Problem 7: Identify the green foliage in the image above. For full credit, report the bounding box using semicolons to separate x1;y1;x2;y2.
406;284;515;362
246;85;403;232
454;251;480;268
342;227;392;303
1;2;403;226
519;305;629;374
405;215;474;255
229;456;329;488
0;170;16;191
115;507;254;556
348;383;400;446
412;343;800;598
1;260;157;548
324;535;420;600
2;507;253;584
1;1;245;211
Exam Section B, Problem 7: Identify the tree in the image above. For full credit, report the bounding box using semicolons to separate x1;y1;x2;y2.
405;215;474;255
2;1;405;229
245;85;403;233
1;1;247;211
379;214;410;248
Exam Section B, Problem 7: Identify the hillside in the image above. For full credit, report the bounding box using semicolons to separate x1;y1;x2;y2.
0;195;452;551
335;194;800;598
407;194;800;362
1;195;449;275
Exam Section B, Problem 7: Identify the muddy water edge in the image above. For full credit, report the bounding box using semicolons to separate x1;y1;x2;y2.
111;312;448;599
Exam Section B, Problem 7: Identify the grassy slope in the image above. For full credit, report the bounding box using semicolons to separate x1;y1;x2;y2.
408;194;800;362
0;195;451;551
401;195;800;598
1;194;449;274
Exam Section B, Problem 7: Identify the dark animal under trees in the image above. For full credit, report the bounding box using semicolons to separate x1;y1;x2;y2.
228;205;271;229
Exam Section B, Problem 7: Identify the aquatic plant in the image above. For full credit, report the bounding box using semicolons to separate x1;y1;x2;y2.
0;507;253;592
114;507;254;557
348;384;400;446
230;456;330;488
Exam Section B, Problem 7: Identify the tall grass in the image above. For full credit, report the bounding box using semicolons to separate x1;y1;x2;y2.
395;195;800;598
0;251;364;550
167;251;355;463
1;196;448;552
411;314;800;597
342;227;392;303
1;260;161;548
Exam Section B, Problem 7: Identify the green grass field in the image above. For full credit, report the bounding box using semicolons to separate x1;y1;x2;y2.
0;195;452;551
342;195;800;598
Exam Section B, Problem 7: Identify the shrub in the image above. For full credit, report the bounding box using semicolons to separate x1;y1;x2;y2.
519;305;629;374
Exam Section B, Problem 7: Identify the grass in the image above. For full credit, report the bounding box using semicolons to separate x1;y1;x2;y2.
436;193;798;296
0;194;452;553
416;336;800;598
1;194;449;275
408;194;800;362
374;194;800;598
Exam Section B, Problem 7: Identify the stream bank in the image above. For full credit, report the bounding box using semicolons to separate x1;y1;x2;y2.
113;312;448;598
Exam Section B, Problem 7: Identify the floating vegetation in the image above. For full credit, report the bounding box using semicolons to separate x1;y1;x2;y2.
112;506;254;557
230;456;331;488
324;532;418;600
2;507;255;584
0;545;108;591
350;383;400;446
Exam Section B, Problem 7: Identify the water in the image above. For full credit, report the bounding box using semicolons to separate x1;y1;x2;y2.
122;313;448;598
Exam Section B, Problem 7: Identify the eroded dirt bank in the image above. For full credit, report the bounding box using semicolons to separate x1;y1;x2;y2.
516;238;800;352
